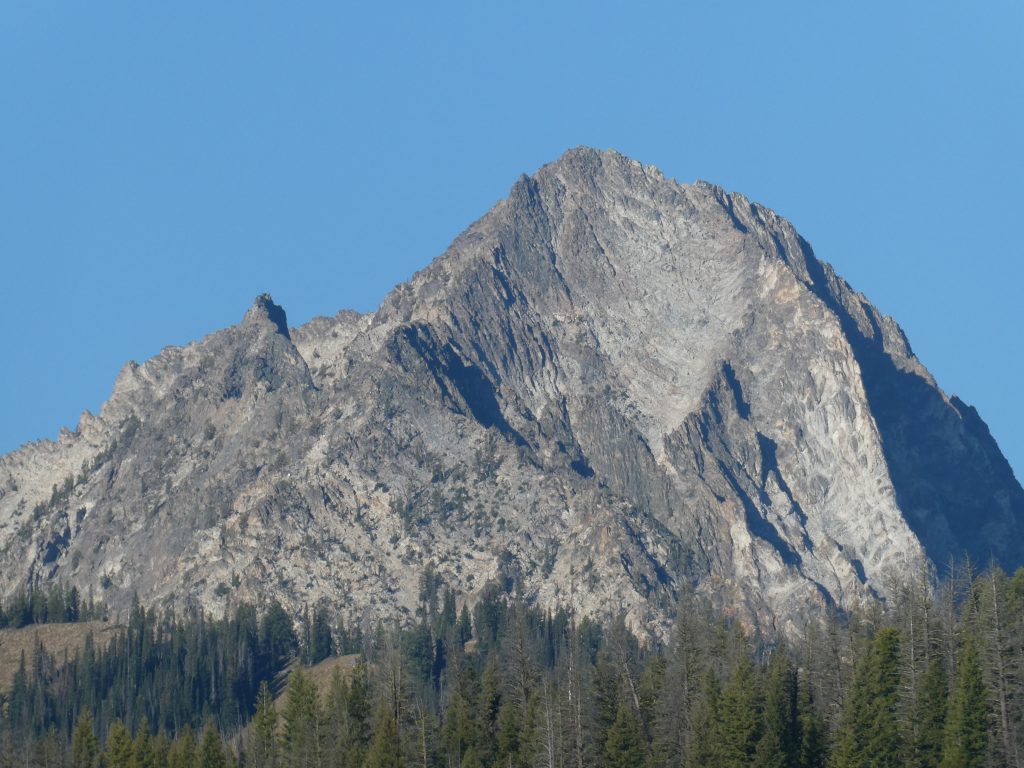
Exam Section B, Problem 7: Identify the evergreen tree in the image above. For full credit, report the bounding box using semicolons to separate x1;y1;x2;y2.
322;669;349;768
604;696;646;768
457;605;472;645
281;669;321;768
103;721;135;768
198;721;228;768
796;676;827;768
717;653;762;768
364;703;402;768
441;688;475;767
344;661;372;767
495;697;522;765
911;658;947;768
651;604;704;768
754;649;799;768
133;717;156;768
941;636;988;768
263;601;299;667
310;605;334;665
70;708;99;768
250;681;278;768
685;671;721;768
475;655;501;766
151;732;172;768
167;726;196;768
833;628;904;768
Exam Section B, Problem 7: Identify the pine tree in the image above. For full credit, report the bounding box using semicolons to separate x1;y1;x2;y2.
457;605;472;645
167;725;196;768
364;703;402;768
151;732;172;768
282;669;321;768
796;676;827;768
104;721;135;768
860;627;903;767
310;606;334;665
754;649;798;768
70;708;99;768
134;717;156;768
604;696;646;768
685;670;721;768
198;721;228;768
833;628;904;768
475;655;501;766
250;680;278;768
441;688;475;767
941;635;988;768
344;661;372;767
496;697;522;764
910;658;947;768
717;653;762;768
651;605;704;768
322;669;348;768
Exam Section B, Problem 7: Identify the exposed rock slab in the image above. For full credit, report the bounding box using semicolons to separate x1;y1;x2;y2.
2;148;1021;637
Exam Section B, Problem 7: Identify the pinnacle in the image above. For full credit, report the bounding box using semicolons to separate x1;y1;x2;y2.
244;293;290;339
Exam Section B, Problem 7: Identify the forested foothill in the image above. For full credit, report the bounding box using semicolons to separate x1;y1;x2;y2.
1;561;1021;768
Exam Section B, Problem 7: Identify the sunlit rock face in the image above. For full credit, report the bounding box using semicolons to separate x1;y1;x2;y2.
2;148;1021;638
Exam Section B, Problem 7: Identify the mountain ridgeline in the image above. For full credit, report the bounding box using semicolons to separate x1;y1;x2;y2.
1;147;1022;636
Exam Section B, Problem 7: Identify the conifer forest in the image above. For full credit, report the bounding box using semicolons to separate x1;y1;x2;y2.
0;563;1021;768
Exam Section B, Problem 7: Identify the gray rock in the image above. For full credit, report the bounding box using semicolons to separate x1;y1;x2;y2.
2;147;1021;638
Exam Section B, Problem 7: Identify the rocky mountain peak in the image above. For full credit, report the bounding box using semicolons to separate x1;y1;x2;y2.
243;293;291;339
0;149;1021;639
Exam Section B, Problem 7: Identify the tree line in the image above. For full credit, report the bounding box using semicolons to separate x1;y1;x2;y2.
0;583;104;629
1;561;1022;767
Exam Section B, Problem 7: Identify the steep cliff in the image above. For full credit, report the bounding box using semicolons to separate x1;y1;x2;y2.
2;148;1020;636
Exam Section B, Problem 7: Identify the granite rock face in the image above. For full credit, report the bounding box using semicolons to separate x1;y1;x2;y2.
2;148;1022;637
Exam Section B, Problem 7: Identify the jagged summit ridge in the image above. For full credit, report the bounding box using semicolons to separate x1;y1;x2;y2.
244;293;291;339
1;147;1021;637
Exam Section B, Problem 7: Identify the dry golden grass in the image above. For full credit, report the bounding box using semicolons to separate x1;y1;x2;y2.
0;621;122;692
273;654;361;711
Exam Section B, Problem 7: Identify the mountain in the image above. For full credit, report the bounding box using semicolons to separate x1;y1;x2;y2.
2;148;1021;636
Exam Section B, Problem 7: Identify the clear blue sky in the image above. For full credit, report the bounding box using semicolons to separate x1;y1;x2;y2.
2;2;1022;479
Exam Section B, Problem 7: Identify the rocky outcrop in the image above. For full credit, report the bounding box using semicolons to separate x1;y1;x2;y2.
1;148;1021;637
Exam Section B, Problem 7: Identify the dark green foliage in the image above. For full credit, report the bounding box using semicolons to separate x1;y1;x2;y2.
717;653;762;768
941;635;988;768
685;670;721;768
457;604;473;645
364;703;401;768
301;606;333;667
249;681;277;768
911;658;948;768
263;600;299;665
604;695;646;768
833;628;904;768
281;669;321;768
4;565;1024;768
0;583;102;629
755;649;799;768
0;600;293;751
796;676;828;768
